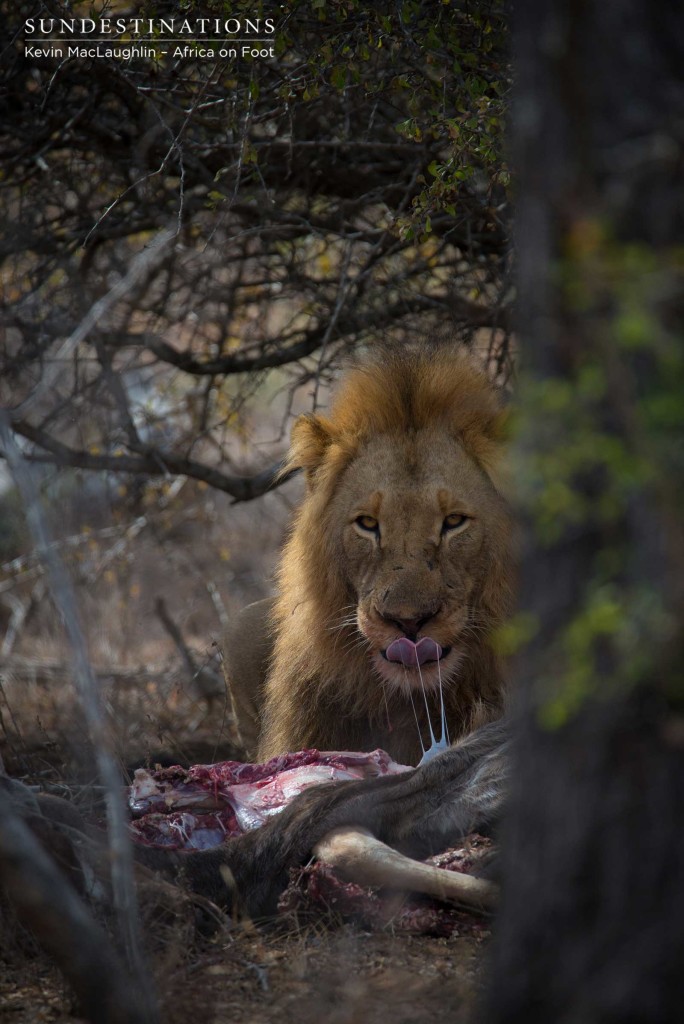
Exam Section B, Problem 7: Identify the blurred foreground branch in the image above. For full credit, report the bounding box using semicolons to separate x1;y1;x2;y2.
0;413;157;1019
0;785;153;1024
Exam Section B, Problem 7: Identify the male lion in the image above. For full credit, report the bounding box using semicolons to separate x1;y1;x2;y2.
7;343;515;930
225;342;513;766
107;344;516;918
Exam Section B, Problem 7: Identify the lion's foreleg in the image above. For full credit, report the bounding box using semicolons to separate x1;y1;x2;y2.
222;598;275;758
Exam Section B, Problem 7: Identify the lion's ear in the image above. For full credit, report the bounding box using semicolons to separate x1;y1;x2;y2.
281;413;335;486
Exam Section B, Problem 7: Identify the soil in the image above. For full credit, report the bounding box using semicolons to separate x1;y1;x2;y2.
0;925;487;1024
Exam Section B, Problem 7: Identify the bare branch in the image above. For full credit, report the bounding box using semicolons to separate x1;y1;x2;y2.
139;296;453;377
12;229;175;417
8;417;292;502
0;415;154;1004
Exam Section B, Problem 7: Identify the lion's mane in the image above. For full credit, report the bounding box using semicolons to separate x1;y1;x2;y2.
257;344;513;764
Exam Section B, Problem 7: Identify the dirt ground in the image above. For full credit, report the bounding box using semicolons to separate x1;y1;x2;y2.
0;925;486;1024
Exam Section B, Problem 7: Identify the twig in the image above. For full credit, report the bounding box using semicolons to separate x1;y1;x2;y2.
207;581;229;631
12;228;175;418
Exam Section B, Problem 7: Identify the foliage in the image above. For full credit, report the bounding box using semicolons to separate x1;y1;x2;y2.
516;231;684;719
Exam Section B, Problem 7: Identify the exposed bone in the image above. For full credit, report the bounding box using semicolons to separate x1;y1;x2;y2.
314;827;498;913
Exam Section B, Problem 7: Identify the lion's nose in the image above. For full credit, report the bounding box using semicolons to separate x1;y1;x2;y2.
382;610;439;641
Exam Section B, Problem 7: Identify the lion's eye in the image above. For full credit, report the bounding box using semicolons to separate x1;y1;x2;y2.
355;514;379;533
442;513;469;533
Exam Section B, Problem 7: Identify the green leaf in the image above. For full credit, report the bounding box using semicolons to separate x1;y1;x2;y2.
330;65;347;89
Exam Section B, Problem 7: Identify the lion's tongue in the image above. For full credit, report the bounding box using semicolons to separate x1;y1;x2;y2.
385;637;442;667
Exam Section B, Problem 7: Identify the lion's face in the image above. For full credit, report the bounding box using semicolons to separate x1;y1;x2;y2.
260;346;511;761
328;429;510;695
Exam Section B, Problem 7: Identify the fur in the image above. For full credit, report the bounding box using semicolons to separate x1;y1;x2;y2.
254;343;514;765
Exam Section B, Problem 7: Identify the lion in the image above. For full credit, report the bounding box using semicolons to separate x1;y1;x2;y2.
223;342;513;766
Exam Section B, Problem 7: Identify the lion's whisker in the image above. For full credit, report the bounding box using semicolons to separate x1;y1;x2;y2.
436;655;450;746
417;661;438;752
338;631;372;657
327;612;359;632
460;613;490;637
326;604;360;632
414;657;452;765
331;629;355;657
328;618;358;634
338;635;361;654
403;664;427;757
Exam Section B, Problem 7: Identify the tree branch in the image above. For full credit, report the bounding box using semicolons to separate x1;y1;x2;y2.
137;296;480;377
8;417;292;502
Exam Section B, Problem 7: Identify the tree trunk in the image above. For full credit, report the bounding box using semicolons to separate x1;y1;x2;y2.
486;1;684;1020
